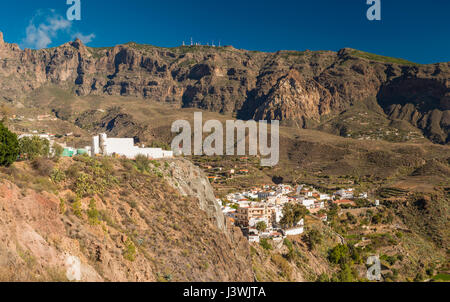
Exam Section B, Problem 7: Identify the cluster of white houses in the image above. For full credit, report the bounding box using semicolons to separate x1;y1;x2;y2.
221;184;372;243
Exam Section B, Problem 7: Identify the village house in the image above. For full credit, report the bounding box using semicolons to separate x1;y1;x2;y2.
268;205;283;226
276;184;293;195
335;189;355;199
319;193;331;200
91;133;173;159
308;201;326;213
267;194;289;205
257;191;272;200
243;191;259;200
301;199;316;209
236;202;271;228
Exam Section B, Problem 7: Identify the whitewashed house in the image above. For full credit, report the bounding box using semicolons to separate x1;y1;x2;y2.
92;133;173;159
302;199;316;209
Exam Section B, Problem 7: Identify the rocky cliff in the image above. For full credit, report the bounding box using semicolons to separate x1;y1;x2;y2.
0;32;449;143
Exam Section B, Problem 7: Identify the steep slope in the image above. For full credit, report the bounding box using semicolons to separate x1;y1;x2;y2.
0;157;252;282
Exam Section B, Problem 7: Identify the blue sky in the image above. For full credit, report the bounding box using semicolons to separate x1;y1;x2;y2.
0;0;448;64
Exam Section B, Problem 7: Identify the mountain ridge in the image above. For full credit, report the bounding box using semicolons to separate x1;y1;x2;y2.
0;32;449;144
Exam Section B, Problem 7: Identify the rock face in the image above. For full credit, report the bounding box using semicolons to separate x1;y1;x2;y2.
0;32;449;143
166;158;226;231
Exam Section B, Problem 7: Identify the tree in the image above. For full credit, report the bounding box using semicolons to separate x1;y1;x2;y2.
280;203;308;228
0;122;19;166
19;136;50;160
305;229;322;250
346;212;357;224
256;221;267;232
334;264;355;282
328;244;350;265
316;273;330;282
52;143;64;160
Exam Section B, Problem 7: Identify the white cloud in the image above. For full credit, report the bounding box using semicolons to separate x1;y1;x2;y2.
72;32;96;44
21;9;95;49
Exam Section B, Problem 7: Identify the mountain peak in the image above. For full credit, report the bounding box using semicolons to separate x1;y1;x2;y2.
71;37;84;50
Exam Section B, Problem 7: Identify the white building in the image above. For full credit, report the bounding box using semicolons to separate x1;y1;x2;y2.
359;192;368;199
19;134;51;140
248;234;260;243
336;189;354;199
91;133;173;159
243;192;258;200
319;193;331;201
302;199;316;209
284;226;304;236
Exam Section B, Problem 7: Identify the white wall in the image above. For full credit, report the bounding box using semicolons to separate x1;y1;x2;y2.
92;136;100;155
302;199;315;208
285;227;304;236
104;138;135;157
91;134;173;159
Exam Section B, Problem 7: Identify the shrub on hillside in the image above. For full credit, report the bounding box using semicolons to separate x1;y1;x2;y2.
0;122;19;167
31;158;54;177
135;155;150;173
18;136;50;160
260;238;273;250
304;229;323;251
52;143;64;160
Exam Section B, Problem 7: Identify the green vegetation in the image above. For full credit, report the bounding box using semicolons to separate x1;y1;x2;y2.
260;238;273;250
327;244;363;282
18;136;50;160
59;198;66;215
52;143;64;159
328;244;351;265
349;49;419;66
432;274;450;281
123;238;137;261
316;273;331;282
135;155;151;173
72;200;82;218
50;168;66;183
72;157;118;198
280;203;308;228
256;221;267;232
0;122;19;166
304;229;322;251
87;199;100;225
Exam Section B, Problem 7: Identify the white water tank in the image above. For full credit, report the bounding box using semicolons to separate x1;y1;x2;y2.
92;136;100;156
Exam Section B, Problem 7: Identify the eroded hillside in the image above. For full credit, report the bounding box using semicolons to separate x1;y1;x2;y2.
0;156;252;282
